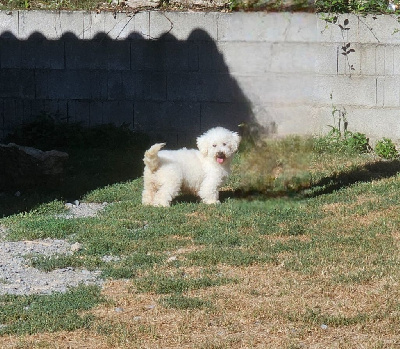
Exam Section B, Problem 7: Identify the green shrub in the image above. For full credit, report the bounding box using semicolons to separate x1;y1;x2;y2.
374;138;398;159
344;132;371;153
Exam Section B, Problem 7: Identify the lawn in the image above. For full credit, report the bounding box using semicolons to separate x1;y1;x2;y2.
1;125;400;348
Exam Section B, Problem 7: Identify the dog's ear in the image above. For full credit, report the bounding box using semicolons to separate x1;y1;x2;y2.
196;134;208;156
230;132;241;152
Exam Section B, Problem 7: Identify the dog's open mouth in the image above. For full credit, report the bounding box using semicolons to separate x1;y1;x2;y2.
216;153;226;164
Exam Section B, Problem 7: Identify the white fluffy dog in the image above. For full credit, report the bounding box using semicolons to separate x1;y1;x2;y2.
142;127;241;207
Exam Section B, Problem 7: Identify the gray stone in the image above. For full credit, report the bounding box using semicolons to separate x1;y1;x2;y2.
125;0;159;9
0;143;69;189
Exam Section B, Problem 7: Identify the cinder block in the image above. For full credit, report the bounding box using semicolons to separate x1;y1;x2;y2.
24;40;65;69
0;11;18;38
360;44;377;75
167;72;244;102
213;42;272;74
257;105;322;137
45;100;68;120
88;101;104;126
285;13;320;42
35;70;107;99
376;76;384;107
107;72;125;100
131;41;162;70
29;99;68;120
375;44;386;76
200;102;251;132
134;101;201;135
65;40;130;70
19;11;84;39
100;101;134;126
67;100;91;125
384;45;394;75
0;70;35;98
131;40;198;72
107;71;166;101
1;39;64;69
236;73;315;106
103;12;137;40
344;106;400;142
133;72;166;101
2;99;23;129
30;99;47;118
198;41;231;72
0;40;21;68
317;14;358;44
393;45;400;75
315;44;338;75
315;75;377;107
382;76;400;107
269;42;319;74
337;42;361;76
83;11;105;39
357;14;400;44
149;11;217;41
218;12;287;42
131;11;150;40
164;41;198;72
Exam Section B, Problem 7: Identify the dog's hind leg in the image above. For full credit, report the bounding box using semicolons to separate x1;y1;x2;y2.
152;180;181;207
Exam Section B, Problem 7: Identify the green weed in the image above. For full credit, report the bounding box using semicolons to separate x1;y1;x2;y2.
375;138;398;160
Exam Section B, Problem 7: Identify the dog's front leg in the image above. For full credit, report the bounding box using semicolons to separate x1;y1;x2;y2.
198;177;222;204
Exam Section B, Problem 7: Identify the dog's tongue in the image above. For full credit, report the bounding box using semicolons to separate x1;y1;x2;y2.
217;157;224;164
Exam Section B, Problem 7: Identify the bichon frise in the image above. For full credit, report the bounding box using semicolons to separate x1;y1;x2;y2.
142;127;241;207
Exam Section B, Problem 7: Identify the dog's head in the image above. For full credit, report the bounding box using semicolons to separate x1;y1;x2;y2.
196;127;241;164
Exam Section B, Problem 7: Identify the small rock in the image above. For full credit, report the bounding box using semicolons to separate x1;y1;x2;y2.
167;256;177;262
321;324;328;330
115;307;124;312
70;242;82;252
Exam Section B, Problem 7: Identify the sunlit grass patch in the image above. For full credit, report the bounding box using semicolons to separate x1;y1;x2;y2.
0;285;104;336
133;270;237;294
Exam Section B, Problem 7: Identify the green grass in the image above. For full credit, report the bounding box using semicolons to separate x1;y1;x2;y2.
160;294;212;310
2;131;400;339
0;285;104;335
1;0;396;13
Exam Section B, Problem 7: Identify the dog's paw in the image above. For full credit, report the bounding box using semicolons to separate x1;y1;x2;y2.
202;199;221;205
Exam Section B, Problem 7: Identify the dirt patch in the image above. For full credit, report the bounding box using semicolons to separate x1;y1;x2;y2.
2;263;399;348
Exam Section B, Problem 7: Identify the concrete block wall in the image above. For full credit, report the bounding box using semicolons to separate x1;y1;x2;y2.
1;11;400;145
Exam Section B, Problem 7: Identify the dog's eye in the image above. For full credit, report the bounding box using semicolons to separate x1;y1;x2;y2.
213;144;216;147
223;143;226;146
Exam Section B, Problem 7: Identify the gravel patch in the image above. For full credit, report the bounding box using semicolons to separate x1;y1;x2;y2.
0;202;107;296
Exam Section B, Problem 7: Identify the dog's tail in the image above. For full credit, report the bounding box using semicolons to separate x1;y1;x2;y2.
143;143;166;172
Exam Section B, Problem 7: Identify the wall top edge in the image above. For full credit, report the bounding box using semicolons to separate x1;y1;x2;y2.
1;11;400;44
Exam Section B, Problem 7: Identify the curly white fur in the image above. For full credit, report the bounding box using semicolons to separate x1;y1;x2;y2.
142;127;241;207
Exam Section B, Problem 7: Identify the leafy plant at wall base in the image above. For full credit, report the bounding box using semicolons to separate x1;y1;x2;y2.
375;138;398;159
345;132;371;153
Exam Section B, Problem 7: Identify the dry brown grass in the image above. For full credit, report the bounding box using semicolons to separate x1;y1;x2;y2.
2;262;400;349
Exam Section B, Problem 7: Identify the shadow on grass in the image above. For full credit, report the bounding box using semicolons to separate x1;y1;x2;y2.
0;120;151;217
306;159;400;197
220;159;400;201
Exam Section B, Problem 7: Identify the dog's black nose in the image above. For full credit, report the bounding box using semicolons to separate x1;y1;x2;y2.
216;152;226;159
